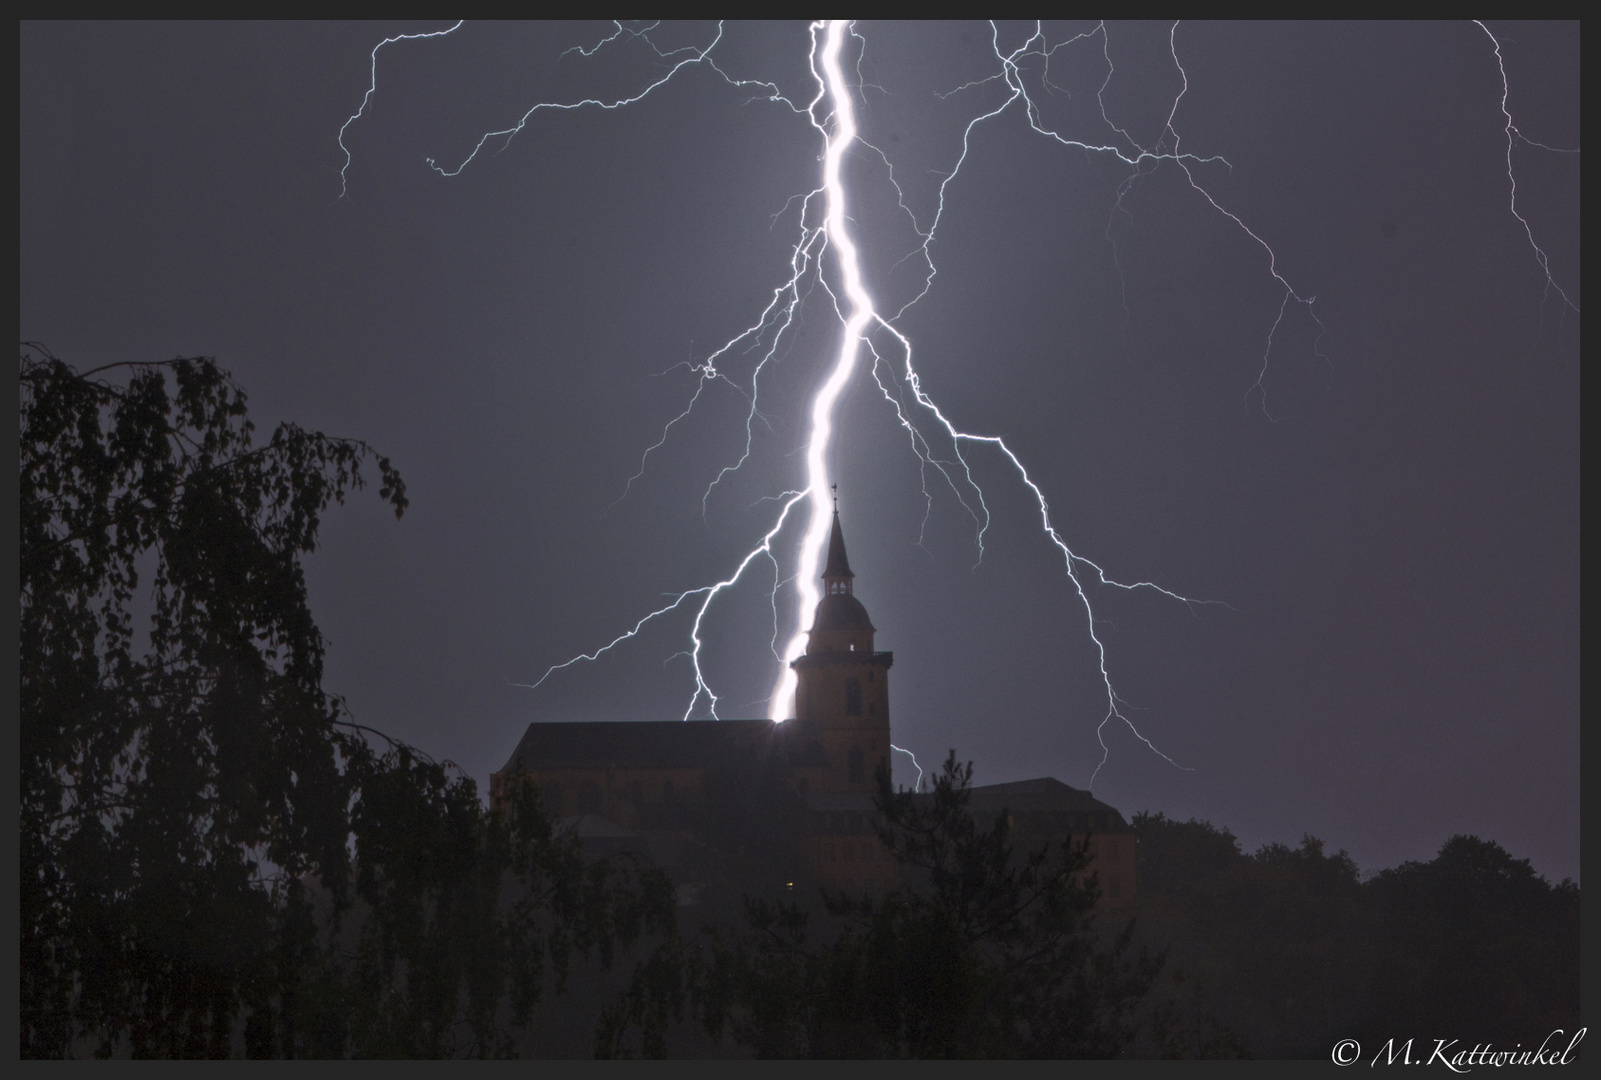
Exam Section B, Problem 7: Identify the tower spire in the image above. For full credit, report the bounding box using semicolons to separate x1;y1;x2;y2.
822;504;854;595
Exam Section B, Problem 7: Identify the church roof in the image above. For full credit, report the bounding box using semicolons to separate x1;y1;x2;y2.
965;777;1134;831
499;719;774;772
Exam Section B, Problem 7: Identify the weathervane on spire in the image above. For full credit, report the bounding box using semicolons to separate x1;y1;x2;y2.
831;482;838;512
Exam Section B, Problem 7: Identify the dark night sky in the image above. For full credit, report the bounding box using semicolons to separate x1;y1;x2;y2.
20;22;1579;883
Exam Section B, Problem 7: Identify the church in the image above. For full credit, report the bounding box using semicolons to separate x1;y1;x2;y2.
492;510;1136;904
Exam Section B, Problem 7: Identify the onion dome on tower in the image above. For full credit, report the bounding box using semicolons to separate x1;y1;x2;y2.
806;509;875;655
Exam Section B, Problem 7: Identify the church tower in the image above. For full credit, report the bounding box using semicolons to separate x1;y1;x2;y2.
790;509;893;794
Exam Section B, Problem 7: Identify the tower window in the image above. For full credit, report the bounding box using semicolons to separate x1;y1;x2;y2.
848;746;865;782
845;679;862;715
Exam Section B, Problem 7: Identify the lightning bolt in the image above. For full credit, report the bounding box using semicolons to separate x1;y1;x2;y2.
512;489;808;724
337;21;464;200
770;23;1216;788
890;744;924;793
1473;20;1580;313
767;21;1238;784
345;21;1549;788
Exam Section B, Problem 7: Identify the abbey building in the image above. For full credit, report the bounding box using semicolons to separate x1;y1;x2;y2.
492;510;1135;903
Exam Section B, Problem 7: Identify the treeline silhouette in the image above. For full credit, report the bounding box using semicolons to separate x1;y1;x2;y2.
1129;814;1579;1059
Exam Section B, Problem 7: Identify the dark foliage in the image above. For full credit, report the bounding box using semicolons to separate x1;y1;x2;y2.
20;347;677;1057
1131;813;1579;1058
666;753;1161;1058
1356;835;1580;1045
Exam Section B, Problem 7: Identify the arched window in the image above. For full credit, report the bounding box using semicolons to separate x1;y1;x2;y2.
845;678;862;715
848;746;864;782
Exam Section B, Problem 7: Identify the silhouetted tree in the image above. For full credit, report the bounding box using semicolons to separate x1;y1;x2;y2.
1129;814;1578;1058
678;753;1160;1058
1358;835;1579;1044
1148;969;1252;1060
20;347;676;1057
1130;812;1373;1056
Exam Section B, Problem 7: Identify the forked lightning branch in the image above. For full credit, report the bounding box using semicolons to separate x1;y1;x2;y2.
338;20;1568;786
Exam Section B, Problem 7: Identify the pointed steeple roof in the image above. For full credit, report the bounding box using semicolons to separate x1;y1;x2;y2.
823;509;854;585
800;504;877;654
